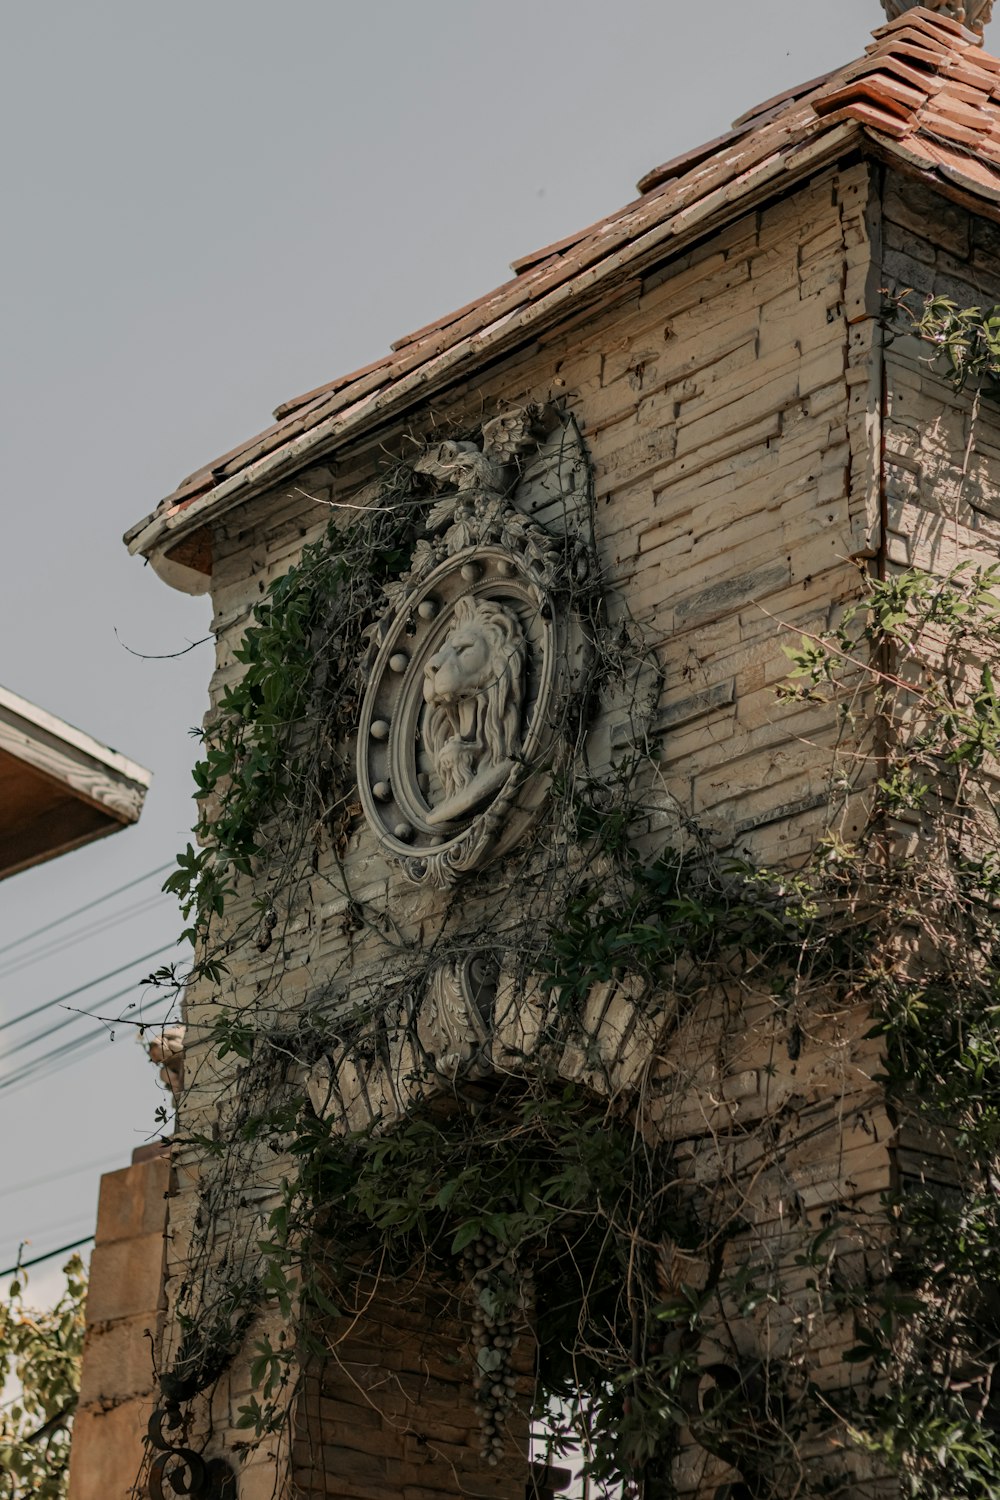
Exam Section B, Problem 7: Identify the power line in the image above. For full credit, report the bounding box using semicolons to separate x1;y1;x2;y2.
0;993;175;1096
0;976;170;1063
0;940;180;1035
3;1209;99;1248
1;1151;124;1200
0;986;179;1098
0;1006;111;1063
0;861;173;960
0;1026;115;1091
0;1028;127;1098
0;1234;95;1279
0;890;169;982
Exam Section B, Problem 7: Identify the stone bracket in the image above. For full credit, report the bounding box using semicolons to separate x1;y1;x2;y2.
307;957;675;1135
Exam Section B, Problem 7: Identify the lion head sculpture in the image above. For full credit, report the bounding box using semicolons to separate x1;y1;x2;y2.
422;596;527;805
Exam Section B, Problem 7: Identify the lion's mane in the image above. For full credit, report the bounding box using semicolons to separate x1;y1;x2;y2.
423;596;526;802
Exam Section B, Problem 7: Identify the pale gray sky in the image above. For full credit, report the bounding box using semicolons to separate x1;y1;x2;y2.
0;0;973;1299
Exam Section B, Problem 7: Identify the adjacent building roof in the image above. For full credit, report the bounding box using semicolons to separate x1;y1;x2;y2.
0;686;151;881
127;6;1000;593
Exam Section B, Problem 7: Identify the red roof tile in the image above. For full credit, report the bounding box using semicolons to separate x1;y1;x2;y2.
125;7;1000;580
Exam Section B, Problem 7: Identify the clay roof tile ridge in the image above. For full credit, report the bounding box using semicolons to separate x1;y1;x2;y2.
133;4;1000;557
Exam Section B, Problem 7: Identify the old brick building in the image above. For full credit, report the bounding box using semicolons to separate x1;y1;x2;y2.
70;5;1000;1497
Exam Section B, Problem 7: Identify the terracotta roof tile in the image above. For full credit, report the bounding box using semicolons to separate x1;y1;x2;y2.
942;150;1000;188
820;99;915;137
938;77;997;102
881;38;955;71
730;71;843;129
817;76;923;117
923;114;990;144
126;7;1000;574
863;54;946;92
635;128;753;197
932;92;994;122
272;354;396;421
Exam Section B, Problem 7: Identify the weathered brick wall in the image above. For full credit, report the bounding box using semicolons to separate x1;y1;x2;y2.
878;174;1000;1226
158;157;894;1498
67;1147;169;1500
882;172;1000;588
293;1275;534;1500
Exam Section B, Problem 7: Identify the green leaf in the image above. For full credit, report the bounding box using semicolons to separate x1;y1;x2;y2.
450;1221;481;1254
432;1177;461;1211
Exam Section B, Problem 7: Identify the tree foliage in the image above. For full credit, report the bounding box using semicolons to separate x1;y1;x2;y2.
0;1256;86;1500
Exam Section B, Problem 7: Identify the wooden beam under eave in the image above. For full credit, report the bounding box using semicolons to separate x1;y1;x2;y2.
0;764;121;879
0;689;151;881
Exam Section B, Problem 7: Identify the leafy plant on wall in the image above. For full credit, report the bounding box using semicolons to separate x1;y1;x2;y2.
149;338;1000;1499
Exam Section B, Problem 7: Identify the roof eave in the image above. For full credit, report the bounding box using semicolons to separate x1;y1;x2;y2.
126;120;863;592
0;686;152;880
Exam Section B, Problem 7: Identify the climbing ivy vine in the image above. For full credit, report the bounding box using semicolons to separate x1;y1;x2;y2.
151;363;1000;1500
164;462;421;955
887;290;1000;395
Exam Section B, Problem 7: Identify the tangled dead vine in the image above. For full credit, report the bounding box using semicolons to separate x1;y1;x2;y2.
145;364;1000;1499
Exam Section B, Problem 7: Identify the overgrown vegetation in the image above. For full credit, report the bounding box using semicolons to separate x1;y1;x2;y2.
164;463;421;956
781;560;1000;1497
150;360;1000;1499
0;1256;86;1500
888;290;1000;395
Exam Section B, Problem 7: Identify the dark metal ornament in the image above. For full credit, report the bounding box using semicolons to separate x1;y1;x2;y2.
879;0;994;35
147;1402;236;1500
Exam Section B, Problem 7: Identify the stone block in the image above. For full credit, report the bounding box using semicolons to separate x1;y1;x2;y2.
94;1155;170;1245
85;1233;165;1325
234;1458;293;1500
66;1397;150;1500
78;1312;158;1405
320;1444;387;1481
491;968;556;1073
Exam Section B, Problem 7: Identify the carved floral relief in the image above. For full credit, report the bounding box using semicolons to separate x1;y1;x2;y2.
305;953;669;1138
879;0;993;33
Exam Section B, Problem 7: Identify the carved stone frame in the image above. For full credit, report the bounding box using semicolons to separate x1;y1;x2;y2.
357;502;583;885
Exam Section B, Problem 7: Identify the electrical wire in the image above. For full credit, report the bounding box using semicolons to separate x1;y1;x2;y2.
0;861;173;959
0;887;181;1264
0;1234;94;1279
0;994;176;1096
3;1209;99;1249
0;890;170;982
0;940;180;1035
1;1151;124;1200
0;975;169;1063
0;1028;131;1098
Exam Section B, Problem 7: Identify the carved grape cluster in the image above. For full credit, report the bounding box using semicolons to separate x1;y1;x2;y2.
461;1232;529;1464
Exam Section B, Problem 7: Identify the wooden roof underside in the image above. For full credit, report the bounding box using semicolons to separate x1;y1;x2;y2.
0;689;150;882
